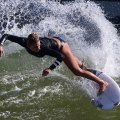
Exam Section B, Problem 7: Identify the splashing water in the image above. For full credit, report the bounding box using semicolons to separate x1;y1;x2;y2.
0;0;119;76
0;0;120;119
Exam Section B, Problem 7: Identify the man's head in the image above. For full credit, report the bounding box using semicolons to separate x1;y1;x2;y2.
27;32;40;52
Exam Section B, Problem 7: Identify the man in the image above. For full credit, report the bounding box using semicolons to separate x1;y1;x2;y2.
0;33;109;94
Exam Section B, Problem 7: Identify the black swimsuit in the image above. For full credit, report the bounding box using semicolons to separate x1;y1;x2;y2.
0;34;65;70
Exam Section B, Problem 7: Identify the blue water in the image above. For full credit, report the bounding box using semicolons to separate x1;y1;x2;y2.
0;0;120;119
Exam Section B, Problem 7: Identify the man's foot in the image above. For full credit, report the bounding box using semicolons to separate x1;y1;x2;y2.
98;82;109;96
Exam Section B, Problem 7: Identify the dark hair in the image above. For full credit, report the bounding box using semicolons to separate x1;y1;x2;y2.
27;32;39;46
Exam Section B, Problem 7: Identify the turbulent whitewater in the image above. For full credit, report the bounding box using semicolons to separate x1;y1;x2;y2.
0;0;120;119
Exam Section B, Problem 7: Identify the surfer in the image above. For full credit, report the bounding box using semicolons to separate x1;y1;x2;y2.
0;33;109;94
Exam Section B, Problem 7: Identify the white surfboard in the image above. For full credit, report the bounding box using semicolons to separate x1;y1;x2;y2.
89;69;120;110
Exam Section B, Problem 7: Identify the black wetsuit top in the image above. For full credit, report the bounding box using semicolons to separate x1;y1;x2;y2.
0;34;65;70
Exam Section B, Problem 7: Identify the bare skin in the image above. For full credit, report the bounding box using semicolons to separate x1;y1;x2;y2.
0;37;109;95
47;37;109;94
61;42;109;94
0;45;3;57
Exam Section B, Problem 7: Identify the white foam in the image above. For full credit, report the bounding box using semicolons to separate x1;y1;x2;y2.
1;0;120;99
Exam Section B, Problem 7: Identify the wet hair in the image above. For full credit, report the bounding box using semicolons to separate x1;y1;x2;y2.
27;32;39;47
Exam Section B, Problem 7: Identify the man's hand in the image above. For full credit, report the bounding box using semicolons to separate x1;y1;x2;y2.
0;45;4;57
42;68;52;76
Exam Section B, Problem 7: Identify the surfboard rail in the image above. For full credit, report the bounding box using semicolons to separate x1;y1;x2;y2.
89;69;120;110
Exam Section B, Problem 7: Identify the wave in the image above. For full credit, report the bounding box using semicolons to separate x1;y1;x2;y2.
0;0;119;77
1;0;120;119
